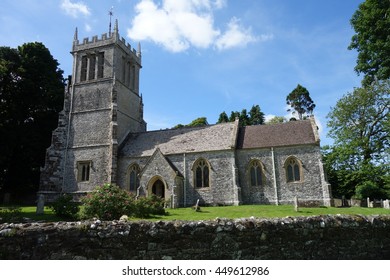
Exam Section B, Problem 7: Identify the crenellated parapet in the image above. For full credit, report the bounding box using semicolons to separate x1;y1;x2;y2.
72;20;141;63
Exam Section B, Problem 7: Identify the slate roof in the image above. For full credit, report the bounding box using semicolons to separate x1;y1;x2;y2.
119;118;319;157
119;122;238;157
237;119;319;149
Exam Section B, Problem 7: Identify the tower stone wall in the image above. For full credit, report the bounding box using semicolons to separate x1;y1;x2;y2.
39;21;145;198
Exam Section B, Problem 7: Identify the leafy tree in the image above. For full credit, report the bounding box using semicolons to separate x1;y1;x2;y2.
249;105;265;125
321;145;388;198
266;116;286;125
327;79;389;164
173;117;208;128
0;42;64;198
355;180;389;200
286;84;316;120
188;117;208;127
349;0;390;85
217;111;229;123
325;79;390;198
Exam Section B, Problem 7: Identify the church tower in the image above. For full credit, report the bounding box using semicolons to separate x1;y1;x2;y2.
39;21;146;196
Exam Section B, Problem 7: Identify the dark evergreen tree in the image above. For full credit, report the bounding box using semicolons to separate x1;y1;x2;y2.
249;105;265;125
239;109;250;126
217;111;229;123
0;42;64;199
286;84;316;120
229;111;240;122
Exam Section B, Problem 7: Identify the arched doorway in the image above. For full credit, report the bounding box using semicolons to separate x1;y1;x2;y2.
151;179;165;198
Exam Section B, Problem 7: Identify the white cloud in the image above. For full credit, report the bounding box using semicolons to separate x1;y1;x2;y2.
264;114;276;123
127;0;267;52
85;23;92;32
60;0;91;18
216;17;268;50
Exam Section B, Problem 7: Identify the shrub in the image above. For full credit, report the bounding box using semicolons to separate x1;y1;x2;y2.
50;194;80;219
355;181;388;200
133;195;166;218
81;184;134;220
0;207;22;223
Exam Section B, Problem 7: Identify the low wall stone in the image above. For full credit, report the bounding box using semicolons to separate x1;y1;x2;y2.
1;215;390;260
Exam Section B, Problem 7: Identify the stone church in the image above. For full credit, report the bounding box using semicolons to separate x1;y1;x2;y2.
39;22;332;207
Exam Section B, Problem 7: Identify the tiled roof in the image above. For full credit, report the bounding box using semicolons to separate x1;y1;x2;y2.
237;119;319;149
119;121;238;157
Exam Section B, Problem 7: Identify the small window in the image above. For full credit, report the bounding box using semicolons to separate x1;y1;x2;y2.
97;52;104;78
80;56;88;81
249;160;263;186
128;164;140;192
285;157;302;182
194;159;209;188
77;161;91;182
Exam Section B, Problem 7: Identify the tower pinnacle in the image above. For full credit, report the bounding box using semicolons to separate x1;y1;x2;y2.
114;19;119;34
108;6;114;36
137;42;142;57
74;27;78;41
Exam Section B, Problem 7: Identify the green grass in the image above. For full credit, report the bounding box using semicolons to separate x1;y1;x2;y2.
133;204;390;221
2;204;390;223
0;206;58;223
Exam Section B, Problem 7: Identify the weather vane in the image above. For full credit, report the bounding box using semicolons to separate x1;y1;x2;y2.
109;6;114;36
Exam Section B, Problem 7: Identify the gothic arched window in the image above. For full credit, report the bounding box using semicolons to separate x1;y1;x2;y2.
194;159;210;188
285;157;302;182
249;160;264;187
128;164;140;192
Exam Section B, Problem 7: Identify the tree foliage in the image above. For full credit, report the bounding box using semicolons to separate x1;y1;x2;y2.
0;42;64;197
325;79;390;198
174;117;208;129
349;0;390;85
286;84;315;120
218;105;265;126
265;116;286;125
217;111;229;123
249;105;265;125
327;79;389;164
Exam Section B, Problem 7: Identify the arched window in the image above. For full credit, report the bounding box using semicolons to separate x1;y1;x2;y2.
249;160;264;186
285;157;302;182
128;164;140;192
194;159;210;188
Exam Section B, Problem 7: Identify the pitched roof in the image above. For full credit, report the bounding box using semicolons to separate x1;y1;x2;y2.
237;119;319;149
119;121;239;157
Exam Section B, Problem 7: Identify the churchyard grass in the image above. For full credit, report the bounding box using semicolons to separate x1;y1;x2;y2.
144;204;390;221
1;204;390;223
0;206;58;222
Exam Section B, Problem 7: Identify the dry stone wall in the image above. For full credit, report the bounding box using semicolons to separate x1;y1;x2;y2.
1;215;390;260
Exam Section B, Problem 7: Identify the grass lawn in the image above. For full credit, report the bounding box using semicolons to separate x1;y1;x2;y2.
1;204;390;223
145;204;390;221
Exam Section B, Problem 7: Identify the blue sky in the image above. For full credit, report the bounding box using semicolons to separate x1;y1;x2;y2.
0;0;364;146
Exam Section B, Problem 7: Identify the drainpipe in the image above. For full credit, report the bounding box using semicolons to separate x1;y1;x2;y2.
62;52;78;192
183;153;187;207
271;147;279;205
